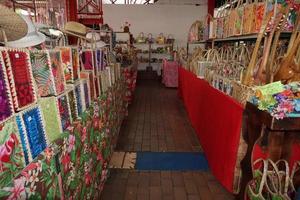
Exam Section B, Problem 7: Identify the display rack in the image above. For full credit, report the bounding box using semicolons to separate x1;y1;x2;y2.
187;32;292;54
135;42;173;74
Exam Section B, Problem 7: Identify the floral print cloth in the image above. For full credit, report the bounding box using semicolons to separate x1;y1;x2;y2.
0;73;128;199
0;117;26;188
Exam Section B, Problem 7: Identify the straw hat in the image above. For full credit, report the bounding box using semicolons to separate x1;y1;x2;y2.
64;21;87;36
0;5;28;42
6;14;46;48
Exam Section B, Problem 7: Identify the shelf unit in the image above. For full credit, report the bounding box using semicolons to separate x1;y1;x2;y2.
135;42;173;72
187;32;292;55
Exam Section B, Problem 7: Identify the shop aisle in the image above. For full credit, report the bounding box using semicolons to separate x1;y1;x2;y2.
101;79;234;200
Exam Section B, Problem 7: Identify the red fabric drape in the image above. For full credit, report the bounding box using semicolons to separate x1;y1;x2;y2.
178;67;244;193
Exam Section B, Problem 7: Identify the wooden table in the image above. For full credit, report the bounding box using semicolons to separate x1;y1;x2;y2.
237;102;300;199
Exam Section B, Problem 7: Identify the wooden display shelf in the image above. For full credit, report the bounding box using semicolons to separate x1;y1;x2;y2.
214;32;291;42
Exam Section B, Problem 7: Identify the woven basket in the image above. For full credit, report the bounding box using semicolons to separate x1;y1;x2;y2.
232;81;255;105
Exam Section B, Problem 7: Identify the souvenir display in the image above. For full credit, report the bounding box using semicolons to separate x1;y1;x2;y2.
95;49;104;72
136;32;146;43
80;71;95;100
250;82;300;119
0;6;132;197
59;47;73;83
188;21;204;43
81;79;91;111
2;49;37;111
49;50;66;95
16;106;47;162
0;117;26;188
209;0;299;39
156;33;166;44
39;97;62;143
30;50;56;97
71;47;80;82
0;53;14;124
74;83;83;116
81;49;94;71
0;145;62;199
67;88;78;121
57;93;72;131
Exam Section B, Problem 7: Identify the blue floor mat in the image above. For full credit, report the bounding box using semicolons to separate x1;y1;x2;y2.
135;152;209;171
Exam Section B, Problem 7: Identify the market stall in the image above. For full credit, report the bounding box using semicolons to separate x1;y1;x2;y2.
0;4;136;199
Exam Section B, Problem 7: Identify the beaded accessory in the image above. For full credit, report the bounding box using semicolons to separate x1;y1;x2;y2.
39;97;63;143
67;89;78;121
75;83;83;116
30;50;57;97
0;117;26;187
0;52;14;123
57;93;72;131
2;49;37;111
49;50;66;95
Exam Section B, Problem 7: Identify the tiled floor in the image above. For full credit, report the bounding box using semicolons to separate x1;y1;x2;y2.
116;80;201;152
101;78;234;200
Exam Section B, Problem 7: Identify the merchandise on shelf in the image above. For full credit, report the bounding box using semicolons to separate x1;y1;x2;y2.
30;50;57;97
210;0;299;40
2;49;37;112
16;105;48;162
49;50;66;95
39;97;63;143
250;82;300;119
0;53;14;124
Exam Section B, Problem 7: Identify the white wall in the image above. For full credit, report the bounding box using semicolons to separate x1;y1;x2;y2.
103;4;207;47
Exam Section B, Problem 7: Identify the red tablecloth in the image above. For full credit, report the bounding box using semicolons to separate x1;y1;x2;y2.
162;60;179;88
178;67;244;193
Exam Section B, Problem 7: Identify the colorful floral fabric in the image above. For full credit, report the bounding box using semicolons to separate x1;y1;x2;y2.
0;117;26;188
0;54;13;123
251;82;300;119
0;145;62;199
49;50;65;95
30;50;56;97
5;50;36;111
